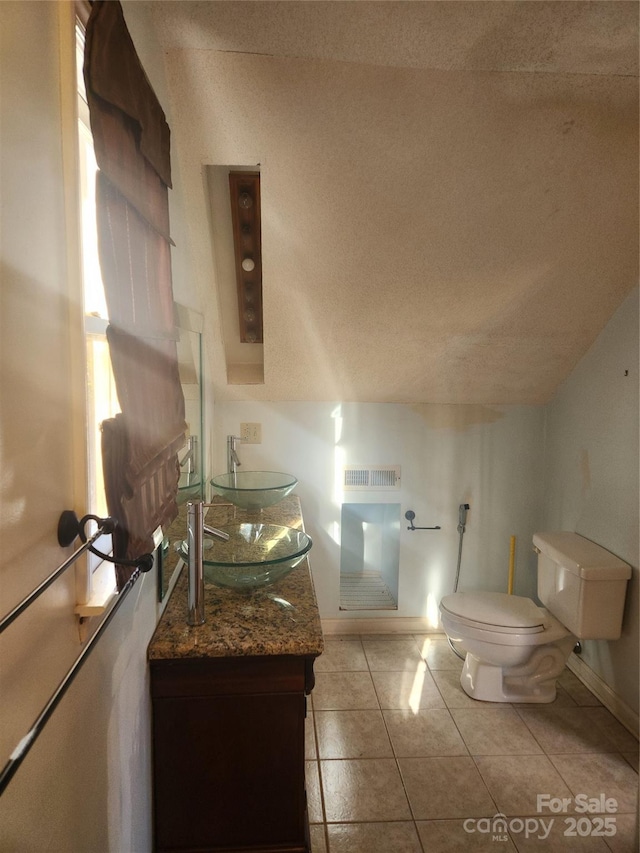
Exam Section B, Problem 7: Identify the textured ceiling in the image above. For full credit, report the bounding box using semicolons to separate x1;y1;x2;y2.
145;1;638;403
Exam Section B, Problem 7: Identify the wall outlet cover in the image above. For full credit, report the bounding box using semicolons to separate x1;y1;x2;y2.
240;422;262;444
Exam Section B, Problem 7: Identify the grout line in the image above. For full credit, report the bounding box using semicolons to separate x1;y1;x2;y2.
309;635;638;850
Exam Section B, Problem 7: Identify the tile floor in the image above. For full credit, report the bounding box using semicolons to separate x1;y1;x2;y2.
305;634;639;853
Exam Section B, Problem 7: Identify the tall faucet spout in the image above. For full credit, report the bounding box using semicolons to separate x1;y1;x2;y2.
227;435;242;475
179;435;197;476
187;501;205;626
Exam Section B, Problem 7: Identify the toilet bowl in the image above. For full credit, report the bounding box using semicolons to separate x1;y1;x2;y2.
439;532;631;704
440;591;576;702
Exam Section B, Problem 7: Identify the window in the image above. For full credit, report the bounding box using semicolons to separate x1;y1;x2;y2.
82;0;185;590
74;12;120;614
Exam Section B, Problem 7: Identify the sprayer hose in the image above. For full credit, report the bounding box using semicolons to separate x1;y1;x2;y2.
447;523;468;661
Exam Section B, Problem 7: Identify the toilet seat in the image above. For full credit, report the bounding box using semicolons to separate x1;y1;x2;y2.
439;591;573;648
440;592;545;634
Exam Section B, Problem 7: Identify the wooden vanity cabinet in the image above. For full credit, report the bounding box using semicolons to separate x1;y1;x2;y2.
150;654;316;853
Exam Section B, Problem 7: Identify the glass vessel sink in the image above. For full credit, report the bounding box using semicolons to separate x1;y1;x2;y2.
210;471;298;510
177;472;202;504
176;522;312;591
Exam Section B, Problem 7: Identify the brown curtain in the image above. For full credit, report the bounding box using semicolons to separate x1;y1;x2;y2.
84;0;185;588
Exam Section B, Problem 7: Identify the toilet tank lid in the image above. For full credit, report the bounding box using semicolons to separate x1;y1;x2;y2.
533;532;631;581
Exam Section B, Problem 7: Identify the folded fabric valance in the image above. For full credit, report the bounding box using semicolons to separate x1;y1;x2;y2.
84;0;171;188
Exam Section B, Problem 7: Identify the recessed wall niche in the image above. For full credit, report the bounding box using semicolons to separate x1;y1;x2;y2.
339;503;400;610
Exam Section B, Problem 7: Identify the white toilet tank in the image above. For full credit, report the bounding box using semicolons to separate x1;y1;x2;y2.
533;532;631;640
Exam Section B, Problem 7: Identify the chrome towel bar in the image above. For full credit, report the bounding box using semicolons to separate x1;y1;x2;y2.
404;510;441;531
0;510;154;796
0;564;144;796
0;515;111;636
0;511;153;636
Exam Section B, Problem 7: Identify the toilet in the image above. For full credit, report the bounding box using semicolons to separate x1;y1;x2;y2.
439;532;631;703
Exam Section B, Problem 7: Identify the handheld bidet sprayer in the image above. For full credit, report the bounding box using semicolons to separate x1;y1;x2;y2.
458;503;470;535
448;502;472;661
454;503;470;591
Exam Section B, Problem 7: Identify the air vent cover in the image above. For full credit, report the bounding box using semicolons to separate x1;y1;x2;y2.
343;466;401;490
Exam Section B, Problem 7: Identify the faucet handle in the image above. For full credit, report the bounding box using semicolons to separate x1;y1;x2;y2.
203;524;230;541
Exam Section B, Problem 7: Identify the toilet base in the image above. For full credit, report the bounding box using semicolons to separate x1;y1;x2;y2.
459;635;576;703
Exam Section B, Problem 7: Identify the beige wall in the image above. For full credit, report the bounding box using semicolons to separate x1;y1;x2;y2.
214;401;545;619
543;286;639;718
0;5;635;849
214;291;639;721
0;3;193;849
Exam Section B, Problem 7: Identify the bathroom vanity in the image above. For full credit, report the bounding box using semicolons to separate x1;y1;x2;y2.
148;497;323;853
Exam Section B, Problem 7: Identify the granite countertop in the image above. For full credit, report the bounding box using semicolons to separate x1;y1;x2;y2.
148;495;324;661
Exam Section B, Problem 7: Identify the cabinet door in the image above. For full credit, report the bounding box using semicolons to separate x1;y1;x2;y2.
153;691;306;851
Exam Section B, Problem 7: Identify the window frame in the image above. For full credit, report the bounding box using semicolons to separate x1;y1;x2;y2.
61;1;119;621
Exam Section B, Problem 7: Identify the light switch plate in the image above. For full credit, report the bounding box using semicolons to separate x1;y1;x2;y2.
240;422;262;444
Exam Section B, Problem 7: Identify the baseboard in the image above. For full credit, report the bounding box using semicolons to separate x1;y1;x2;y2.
567;653;639;739
321;617;442;635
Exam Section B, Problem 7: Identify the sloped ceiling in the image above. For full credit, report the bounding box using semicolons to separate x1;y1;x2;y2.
146;1;638;404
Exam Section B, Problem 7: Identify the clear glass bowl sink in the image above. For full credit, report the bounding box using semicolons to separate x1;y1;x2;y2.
210;471;298;510
176;522;312;591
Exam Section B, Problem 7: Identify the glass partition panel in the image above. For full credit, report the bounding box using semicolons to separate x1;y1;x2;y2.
158;306;204;601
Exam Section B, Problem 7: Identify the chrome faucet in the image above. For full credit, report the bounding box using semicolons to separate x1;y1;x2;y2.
179;435;198;477
186;500;230;626
227;435;242;475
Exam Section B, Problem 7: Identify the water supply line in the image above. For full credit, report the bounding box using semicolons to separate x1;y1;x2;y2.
448;503;470;661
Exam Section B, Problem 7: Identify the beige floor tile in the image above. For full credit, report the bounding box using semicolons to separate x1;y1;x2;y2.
584;708;639;753
548;752;639;814
320;758;412;822
315;710;393;759
306;760;324;823
398;756;497;820
558;669;603;706
452;707;544;755
417;818;518;851
475;754;575;815
517;708;620;754
383;708;468;757
600;811;639;853
313;671;379;710
306;712;317;759
362;637;424;671
517;684;578;709
431;669;506;709
508;822;611;852
326;821;422;853
305;635;637;851
416;636;465;671
309;823;328;853
314;638;368;672
371;663;446;710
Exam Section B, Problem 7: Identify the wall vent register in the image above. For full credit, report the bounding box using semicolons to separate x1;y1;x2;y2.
343;466;401;490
